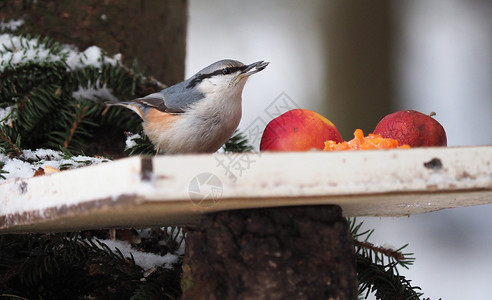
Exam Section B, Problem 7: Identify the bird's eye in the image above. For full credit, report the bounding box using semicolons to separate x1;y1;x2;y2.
222;68;230;75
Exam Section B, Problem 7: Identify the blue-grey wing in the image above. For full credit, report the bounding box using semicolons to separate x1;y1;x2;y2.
132;80;205;114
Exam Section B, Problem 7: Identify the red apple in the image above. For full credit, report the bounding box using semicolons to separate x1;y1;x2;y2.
260;109;343;151
373;110;447;147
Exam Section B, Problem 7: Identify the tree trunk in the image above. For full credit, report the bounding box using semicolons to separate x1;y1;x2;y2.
182;205;357;300
323;1;394;139
1;0;187;84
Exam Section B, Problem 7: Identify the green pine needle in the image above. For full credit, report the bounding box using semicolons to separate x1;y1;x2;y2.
223;130;254;153
348;217;424;299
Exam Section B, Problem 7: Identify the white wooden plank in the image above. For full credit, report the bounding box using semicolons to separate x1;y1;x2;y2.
1;146;491;233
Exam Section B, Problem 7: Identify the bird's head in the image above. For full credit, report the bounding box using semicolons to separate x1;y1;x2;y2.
186;59;269;95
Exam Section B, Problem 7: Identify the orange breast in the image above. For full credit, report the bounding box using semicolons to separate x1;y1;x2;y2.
143;109;180;137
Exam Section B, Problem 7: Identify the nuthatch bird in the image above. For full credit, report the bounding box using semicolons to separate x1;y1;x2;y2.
111;59;269;154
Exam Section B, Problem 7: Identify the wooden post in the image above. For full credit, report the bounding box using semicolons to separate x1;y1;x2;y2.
182;205;357;300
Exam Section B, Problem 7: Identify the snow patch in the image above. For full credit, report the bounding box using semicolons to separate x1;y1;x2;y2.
381;242;397;251
0;154;35;179
72;83;120;102
0;19;24;31
0;34;122;73
66;45;121;69
0;149;109;180
95;238;179;270
125;133;141;150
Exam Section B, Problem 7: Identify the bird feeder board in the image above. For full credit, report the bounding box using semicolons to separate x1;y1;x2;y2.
1;146;491;298
1;146;491;233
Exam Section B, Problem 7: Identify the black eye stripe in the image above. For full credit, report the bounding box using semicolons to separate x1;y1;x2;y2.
226;66;246;74
186;65;247;88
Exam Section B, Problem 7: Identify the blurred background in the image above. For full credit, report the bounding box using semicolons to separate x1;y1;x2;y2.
187;1;492;299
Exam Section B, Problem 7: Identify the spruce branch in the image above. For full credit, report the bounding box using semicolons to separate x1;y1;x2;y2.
63;104;88;149
0;161;8;179
0;125;21;157
125;133;156;156
223;130;254;153
353;240;405;263
130;266;182;300
0;34;164;156
349;217;422;299
356;254;423;300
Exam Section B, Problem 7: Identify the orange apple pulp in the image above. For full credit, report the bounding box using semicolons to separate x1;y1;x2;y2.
324;129;410;151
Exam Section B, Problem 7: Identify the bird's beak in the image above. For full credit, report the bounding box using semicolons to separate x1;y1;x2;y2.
240;61;270;78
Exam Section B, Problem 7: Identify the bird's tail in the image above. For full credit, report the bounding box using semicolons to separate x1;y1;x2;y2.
102;101;145;120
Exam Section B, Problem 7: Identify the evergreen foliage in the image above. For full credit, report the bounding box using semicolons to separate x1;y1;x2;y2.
349;218;424;299
223;129;254;153
0;34;163;157
130;267;182;300
0;232;182;300
125;133;157;156
0;161;7;179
